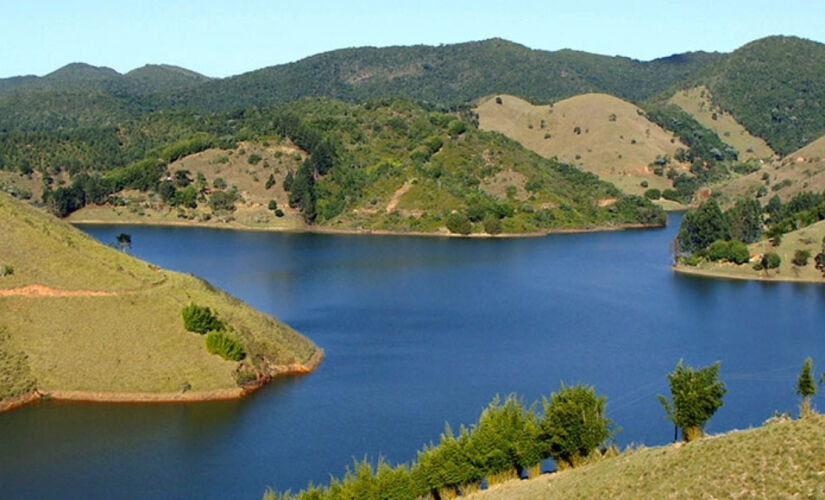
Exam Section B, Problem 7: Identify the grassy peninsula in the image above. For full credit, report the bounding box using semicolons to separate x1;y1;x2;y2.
0;192;321;411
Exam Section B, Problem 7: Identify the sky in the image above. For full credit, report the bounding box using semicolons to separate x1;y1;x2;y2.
1;0;823;79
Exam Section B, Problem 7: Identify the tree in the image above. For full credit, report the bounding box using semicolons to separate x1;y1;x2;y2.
208;190;236;212
539;384;613;468
792;249;811;267
762;252;781;269
726;198;763;243
797;358;816;418
446;213;472;235
181;304;223;334
677;199;730;254
657;360;726;442
115;233;131;252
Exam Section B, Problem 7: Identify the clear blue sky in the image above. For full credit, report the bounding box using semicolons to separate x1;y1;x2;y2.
1;0;822;78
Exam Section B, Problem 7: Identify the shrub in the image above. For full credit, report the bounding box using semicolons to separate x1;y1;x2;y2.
213;177;227;189
643;188;660;200
796;358;816;418
707;240;749;264
662;189;680;202
815;251;825;276
205;331;245;361
482;214;502;235
247;153;262;165
762;252;781;269
495;96;502;105
657;360;726;442
208;190;236;212
539;384;612;468
0;264;14;277
265;174;276;189
446;212;472;235
447;120;468;136
181;304;223;334
792;249;811;267
274;209;284;217
268;200;277;211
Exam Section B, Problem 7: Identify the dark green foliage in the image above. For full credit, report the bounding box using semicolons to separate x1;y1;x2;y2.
797;358;816;417
726;198;763;244
447;120;467;136
283;170;294;192
643;104;738;167
644;188;661;200
208;190;237;212
181;303;223;334
247;153;262;165
213;177;227;189
446;212;472;234
482;214;502;235
662;189;681;202
115;233;131;252
205;331;245;361
539;384;613;467
677;199;730;253
657;360;726;442
173;185;197;208
268;200;277;210
707;240;750;264
265;173;276;189
792;249;811;267
0;264;13;277
274;208;284;217
762;252;781;269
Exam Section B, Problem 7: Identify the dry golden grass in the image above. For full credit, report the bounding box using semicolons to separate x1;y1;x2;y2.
0;192;319;397
469;416;825;499
475;94;686;196
668;86;776;160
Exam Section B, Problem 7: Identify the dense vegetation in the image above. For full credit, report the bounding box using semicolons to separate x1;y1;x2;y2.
682;36;825;156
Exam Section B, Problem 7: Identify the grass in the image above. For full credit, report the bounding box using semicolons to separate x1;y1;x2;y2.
475;93;686;196
667;86;776;160
0;192;319;398
469;415;825;499
674;219;825;283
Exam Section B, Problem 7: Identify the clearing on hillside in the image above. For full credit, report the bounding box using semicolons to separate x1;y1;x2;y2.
667;86;776;160
476;94;686;197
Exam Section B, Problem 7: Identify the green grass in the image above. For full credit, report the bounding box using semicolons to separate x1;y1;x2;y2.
469;415;825;499
0;192;319;398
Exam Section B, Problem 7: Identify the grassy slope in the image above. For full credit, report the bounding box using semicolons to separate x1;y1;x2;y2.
711;133;825;206
68;140;308;230
470;416;825;499
667;86;775;160
476;93;685;196
0;192;319;399
674;219;825;283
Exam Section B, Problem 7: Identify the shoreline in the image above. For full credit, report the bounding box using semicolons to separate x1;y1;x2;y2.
672;264;825;284
0;349;324;414
69;218;665;239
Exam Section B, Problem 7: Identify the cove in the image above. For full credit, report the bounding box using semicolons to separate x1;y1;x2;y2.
2;213;824;499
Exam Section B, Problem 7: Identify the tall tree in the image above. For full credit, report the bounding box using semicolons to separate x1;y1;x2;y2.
796;358;816;418
658;360;727;442
677;199;731;253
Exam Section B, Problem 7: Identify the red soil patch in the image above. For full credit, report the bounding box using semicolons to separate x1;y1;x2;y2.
0;285;119;298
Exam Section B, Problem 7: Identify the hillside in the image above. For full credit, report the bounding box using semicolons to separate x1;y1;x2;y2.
666;86;775;160
0;39;719;132
32;98;665;235
468;416;825;499
476;93;686;197
676;36;825;156
0;192;321;409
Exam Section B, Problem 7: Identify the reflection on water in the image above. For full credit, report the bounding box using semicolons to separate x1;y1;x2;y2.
2;215;824;499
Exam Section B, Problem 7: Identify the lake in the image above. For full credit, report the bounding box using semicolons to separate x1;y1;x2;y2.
2;214;824;499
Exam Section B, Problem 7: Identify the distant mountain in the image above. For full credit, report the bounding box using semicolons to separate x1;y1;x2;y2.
660;36;825;156
0;62;210;99
155;38;721;112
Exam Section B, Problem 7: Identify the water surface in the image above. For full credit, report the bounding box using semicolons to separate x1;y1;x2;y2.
1;214;823;498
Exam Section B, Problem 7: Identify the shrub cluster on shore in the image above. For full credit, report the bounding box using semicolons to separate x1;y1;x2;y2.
181;303;245;361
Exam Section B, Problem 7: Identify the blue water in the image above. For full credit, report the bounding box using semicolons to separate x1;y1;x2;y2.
1;214;823;499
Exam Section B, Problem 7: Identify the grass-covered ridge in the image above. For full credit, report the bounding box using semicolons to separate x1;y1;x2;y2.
469;416;825;499
0;192;320;404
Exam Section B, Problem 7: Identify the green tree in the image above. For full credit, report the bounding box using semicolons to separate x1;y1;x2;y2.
181;304;223;334
115;233;131;252
797;358;816;418
677;199;730;254
657;360;726;442
792;249;811;267
762;252;781;269
726;198;763;243
482;214;502;235
446;212;472;235
538;384;613;468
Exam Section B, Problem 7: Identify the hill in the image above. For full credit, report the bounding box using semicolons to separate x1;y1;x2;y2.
468;416;825;499
476;93;686;197
29;98;665;235
671;36;825;156
0;192;321;410
666;86;775;160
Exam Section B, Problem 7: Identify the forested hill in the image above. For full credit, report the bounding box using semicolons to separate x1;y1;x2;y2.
153;38;720;111
0;39;719;132
657;36;825;156
0;62;210;98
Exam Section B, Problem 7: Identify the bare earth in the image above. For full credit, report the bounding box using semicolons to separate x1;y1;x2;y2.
0;285;121;297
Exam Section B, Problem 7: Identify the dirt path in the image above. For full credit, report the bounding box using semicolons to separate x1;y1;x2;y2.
0;285;120;297
386;180;414;213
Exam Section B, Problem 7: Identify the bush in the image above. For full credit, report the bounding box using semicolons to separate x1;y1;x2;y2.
268;200;277;211
208;190;237;212
539;384;612;468
792;249;811;266
213;177;227;189
265;173;276;189
181;304;223;334
274;209;284;217
662;189;681;202
482;214;502;235
247;153;262;165
0;264;13;277
446;212;472;235
762;252;781;269
707;240;749;264
644;188;661;200
657;360;726;442
447;120;468;136
205;331;245;361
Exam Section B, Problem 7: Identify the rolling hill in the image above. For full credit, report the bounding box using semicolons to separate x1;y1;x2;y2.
476;93;686;197
0;191;321;409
